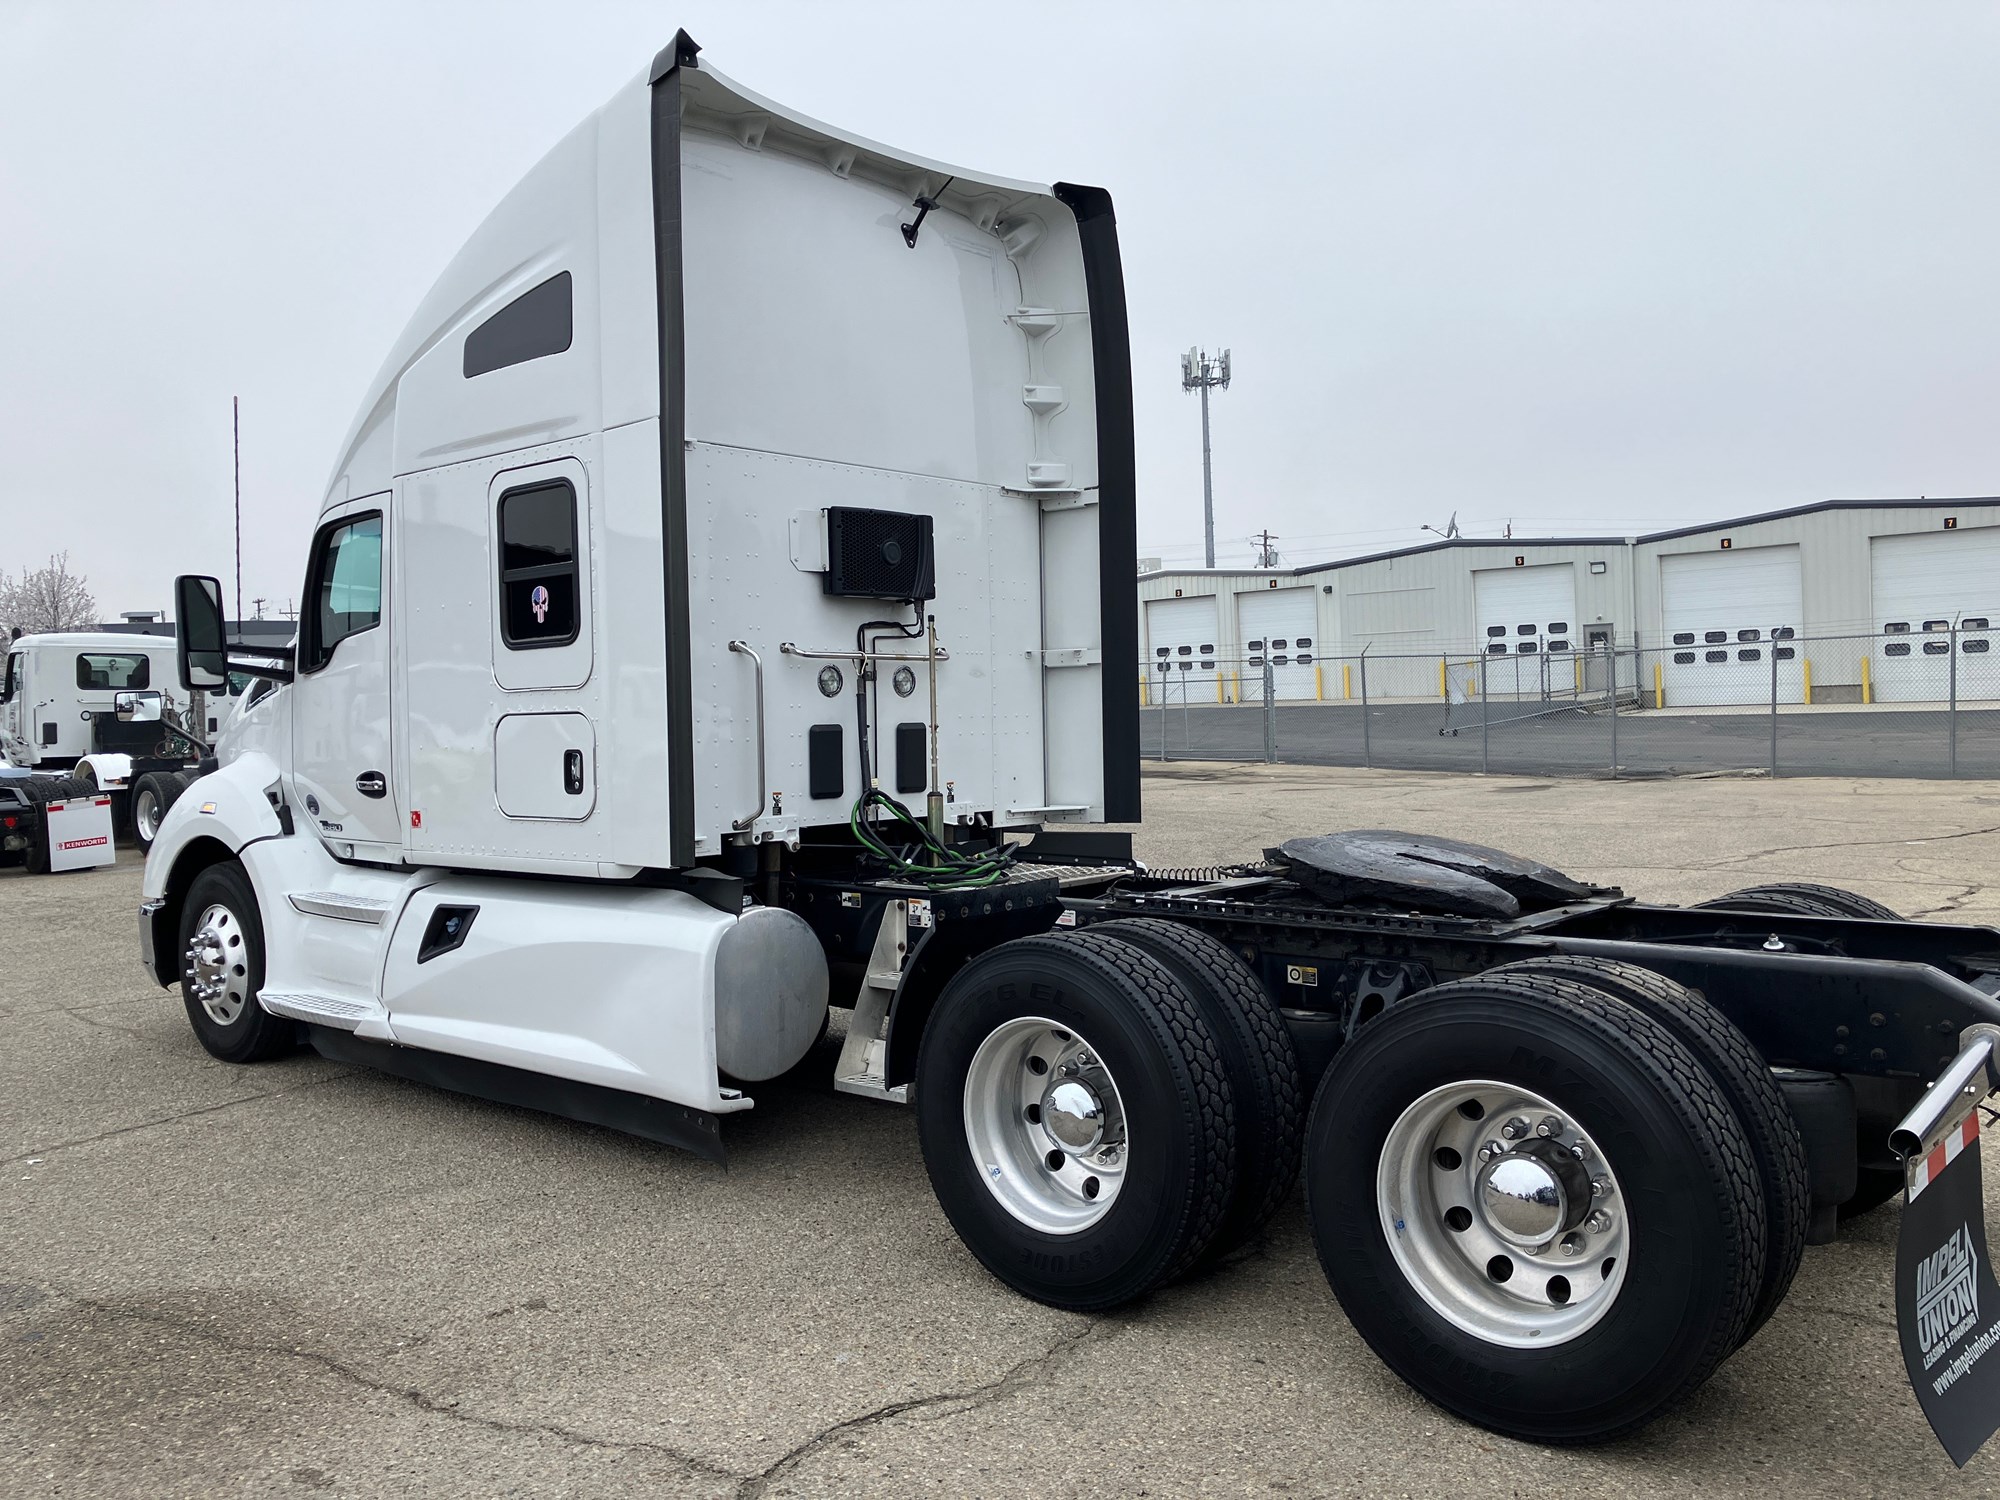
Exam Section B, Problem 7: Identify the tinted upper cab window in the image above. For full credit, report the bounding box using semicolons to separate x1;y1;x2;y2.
76;653;149;690
302;514;383;672
464;272;573;378
499;480;579;648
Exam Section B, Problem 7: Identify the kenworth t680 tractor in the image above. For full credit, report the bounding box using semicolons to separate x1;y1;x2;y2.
140;32;2000;1451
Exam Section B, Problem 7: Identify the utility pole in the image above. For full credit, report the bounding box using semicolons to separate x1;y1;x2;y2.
1253;529;1280;568
233;396;243;626
1181;347;1232;568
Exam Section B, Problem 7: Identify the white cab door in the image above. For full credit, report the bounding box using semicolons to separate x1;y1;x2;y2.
291;497;402;860
1870;528;2000;703
1238;586;1320;699
1660;546;1802;706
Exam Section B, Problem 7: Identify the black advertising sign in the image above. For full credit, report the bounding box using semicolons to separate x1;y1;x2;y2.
1898;1112;2000;1467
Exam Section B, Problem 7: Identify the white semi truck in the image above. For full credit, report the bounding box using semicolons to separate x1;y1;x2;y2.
2;630;205;866
141;33;2000;1451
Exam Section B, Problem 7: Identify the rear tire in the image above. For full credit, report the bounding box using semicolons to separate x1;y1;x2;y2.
1084;917;1304;1259
178;861;294;1063
1306;968;1765;1444
130;773;171;853
1696;883;1901;922
1488;954;1808;1345
915;931;1236;1311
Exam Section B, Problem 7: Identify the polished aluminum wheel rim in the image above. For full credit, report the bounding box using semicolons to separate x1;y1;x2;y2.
1378;1079;1630;1347
184;902;250;1025
135;788;161;843
963;1017;1128;1234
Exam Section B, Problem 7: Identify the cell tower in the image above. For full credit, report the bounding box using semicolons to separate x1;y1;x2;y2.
1180;347;1232;568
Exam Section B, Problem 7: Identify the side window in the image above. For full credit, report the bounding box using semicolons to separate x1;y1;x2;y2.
0;653;18;703
301;513;383;673
498;480;579;649
464;272;573;378
75;653;150;690
244;676;275;710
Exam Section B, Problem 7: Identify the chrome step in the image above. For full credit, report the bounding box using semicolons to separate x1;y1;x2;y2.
259;990;383;1030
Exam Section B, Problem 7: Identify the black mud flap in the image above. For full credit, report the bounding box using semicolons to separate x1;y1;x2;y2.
1898;1112;2000;1466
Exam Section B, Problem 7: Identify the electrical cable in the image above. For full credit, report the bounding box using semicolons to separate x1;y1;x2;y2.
848;788;1018;888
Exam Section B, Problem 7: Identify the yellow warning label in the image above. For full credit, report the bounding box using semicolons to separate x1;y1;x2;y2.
1287;964;1319;987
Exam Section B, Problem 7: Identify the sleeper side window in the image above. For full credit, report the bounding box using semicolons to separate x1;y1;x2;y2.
498;480;580;649
1;653;18;703
301;513;383;673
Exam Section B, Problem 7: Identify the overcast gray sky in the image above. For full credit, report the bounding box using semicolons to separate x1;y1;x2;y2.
4;1;1997;614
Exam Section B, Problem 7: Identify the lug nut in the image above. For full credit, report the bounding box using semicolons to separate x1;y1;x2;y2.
1559;1232;1587;1258
1586;1209;1613;1233
1569;1141;1592;1162
1479;1140;1507;1162
1591;1177;1613;1200
1501;1116;1530;1140
1536;1115;1564;1138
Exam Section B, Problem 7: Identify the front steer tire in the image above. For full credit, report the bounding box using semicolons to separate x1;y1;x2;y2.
178;861;295;1063
1305;968;1765;1445
916;931;1236;1312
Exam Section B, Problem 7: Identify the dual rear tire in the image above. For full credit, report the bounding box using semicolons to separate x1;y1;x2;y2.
915;922;1304;1311
131;769;196;854
1306;962;1780;1444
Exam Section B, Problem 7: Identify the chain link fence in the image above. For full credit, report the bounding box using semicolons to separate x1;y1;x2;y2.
1138;627;1999;779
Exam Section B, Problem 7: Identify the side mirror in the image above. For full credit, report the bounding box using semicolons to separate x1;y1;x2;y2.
175;575;229;691
115;689;165;723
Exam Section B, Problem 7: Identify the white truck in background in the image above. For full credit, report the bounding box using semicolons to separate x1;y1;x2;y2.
137;31;2000;1457
1;630;206;867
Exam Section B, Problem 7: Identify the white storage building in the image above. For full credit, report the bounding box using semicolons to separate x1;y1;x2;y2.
1137;497;2000;707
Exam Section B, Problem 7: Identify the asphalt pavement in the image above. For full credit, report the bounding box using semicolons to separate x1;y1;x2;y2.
6;765;2000;1497
1143;700;2000;780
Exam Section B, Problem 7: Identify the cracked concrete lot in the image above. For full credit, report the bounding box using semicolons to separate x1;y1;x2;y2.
5;764;2000;1497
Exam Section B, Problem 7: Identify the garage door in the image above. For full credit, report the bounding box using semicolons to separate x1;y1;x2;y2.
1660;545;1802;706
1237;586;1319;699
1870;528;2000;703
1145;595;1221;704
1473;563;1577;697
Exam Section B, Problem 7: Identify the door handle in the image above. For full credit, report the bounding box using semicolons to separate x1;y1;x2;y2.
563;749;584;795
355;771;387;799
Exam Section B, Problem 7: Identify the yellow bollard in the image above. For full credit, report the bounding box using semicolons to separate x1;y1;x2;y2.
1140;674;1149;707
1315;665;1324;701
1574;656;1582;692
1653;660;1663;709
1438;659;1448;699
1342;662;1352;700
1803;659;1812;705
1862;655;1872;704
1218;672;1227;705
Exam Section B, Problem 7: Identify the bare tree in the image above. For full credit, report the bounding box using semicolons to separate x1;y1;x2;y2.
0;553;98;636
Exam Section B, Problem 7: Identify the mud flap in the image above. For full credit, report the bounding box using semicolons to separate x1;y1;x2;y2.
1898;1111;2000;1466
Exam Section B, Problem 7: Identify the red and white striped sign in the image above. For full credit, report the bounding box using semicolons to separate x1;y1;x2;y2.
1910;1111;1981;1202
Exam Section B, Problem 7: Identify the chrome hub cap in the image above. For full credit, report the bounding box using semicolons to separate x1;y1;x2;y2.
964;1017;1127;1234
136;789;161;843
1378;1080;1629;1347
183;902;250;1026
